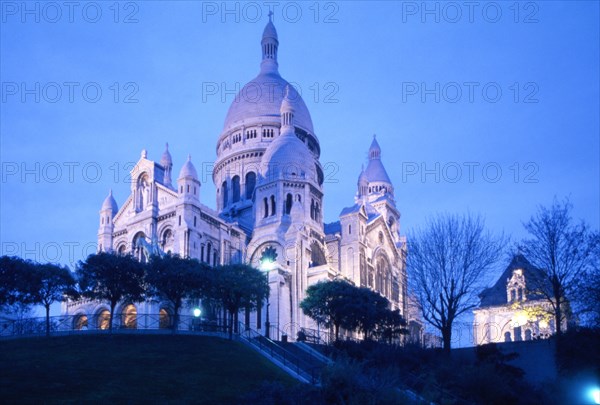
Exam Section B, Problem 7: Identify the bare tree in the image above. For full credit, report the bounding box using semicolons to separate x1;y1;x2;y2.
519;198;596;335
408;213;504;352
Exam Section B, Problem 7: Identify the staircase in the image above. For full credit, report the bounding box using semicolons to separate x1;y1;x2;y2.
236;322;327;385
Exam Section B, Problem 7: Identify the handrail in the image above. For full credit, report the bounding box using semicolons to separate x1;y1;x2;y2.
236;321;323;385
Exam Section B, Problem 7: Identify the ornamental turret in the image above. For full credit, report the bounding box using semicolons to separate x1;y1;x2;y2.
177;155;200;203
98;189;118;252
160;143;173;188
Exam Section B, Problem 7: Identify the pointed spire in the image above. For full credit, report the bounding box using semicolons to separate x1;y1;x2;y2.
161;142;173;165
369;135;381;160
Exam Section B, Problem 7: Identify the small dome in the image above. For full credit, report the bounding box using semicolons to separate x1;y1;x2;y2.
160;143;172;167
262;20;278;41
178;155;198;180
364;136;392;184
260;131;313;182
364;159;392;184
260;88;314;182
358;165;368;184
101;190;118;215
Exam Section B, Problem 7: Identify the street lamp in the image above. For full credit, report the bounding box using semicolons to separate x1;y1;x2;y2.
260;258;275;339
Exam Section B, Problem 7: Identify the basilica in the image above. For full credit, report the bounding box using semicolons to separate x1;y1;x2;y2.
64;18;409;339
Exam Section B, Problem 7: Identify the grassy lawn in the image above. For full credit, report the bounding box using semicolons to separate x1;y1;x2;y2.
0;334;296;404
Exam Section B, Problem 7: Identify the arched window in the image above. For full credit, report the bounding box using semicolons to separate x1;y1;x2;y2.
133;232;148;263
525;329;532;341
232;175;240;203
222;181;228;207
159;309;170;329
122;304;137;329
285;193;293;214
263;197;269;218
97;310;110;330
376;255;391;296
136;174;150;212
309;241;326;267
162;229;173;252
310;199;315;220
74;315;88;330
270;195;276;216
510;289;516;302
245;172;256;199
504;331;512;342
207;243;212;264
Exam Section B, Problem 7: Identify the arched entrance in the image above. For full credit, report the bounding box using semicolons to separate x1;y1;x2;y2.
74;314;88;330
122;305;137;329
97;310;110;330
159;308;171;329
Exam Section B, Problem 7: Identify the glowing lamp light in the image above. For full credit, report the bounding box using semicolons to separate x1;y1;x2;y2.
539;319;548;329
261;259;276;271
589;387;600;405
193;308;201;318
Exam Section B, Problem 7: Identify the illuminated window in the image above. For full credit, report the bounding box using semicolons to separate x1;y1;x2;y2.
74;315;88;330
98;310;110;330
159;309;170;329
122;304;137;329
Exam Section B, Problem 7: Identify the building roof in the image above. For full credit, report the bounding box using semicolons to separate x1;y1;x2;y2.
324;221;341;235
340;203;362;217
178;155;198;180
100;189;118;215
160;143;172;167
479;254;549;308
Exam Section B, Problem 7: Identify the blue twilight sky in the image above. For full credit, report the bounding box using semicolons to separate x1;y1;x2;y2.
1;1;599;327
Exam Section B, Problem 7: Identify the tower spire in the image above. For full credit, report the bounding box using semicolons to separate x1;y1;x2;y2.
280;85;295;130
261;13;279;72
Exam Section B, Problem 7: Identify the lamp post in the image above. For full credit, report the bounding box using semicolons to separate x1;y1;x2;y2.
260;258;275;339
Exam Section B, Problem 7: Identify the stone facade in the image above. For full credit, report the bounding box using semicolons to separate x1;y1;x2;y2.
473;255;561;344
64;18;408;339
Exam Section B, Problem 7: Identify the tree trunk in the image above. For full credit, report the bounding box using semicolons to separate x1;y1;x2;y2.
555;303;563;336
228;310;234;340
442;325;452;354
109;302;116;334
173;302;180;334
334;323;340;341
45;304;50;337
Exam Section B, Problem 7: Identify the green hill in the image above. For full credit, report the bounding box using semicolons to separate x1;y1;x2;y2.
0;334;296;404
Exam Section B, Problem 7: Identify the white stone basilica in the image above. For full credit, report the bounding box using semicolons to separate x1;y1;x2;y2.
65;18;408;338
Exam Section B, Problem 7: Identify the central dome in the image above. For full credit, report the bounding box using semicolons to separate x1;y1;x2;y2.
223;71;314;134
222;18;314;134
